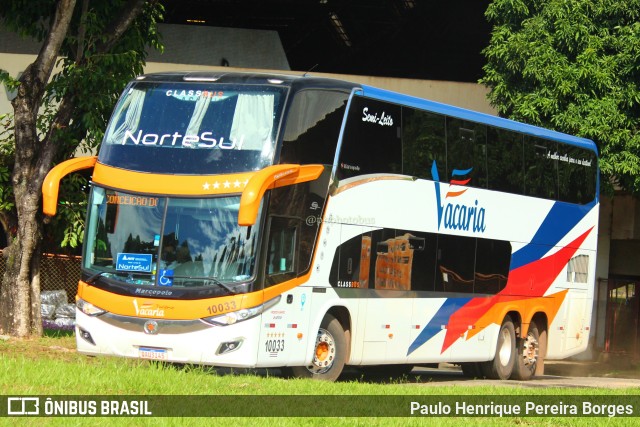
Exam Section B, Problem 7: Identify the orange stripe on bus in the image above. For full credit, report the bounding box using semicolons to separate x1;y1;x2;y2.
464;290;568;341
76;270;316;320
92;163;255;196
445;189;468;198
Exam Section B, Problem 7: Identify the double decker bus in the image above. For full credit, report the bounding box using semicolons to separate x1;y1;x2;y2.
43;72;599;381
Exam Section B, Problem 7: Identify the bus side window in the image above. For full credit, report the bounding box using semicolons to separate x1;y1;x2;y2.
446;118;474;183
435;234;476;293
558;145;597;204
337;96;402;181
265;216;298;286
486;128;524;194
446;119;488;188
524;136;558;200
474;239;511;294
280;90;349;165
402;108;446;181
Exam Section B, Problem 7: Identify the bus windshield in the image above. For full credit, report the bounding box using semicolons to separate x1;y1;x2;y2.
83;187;262;292
99;81;287;174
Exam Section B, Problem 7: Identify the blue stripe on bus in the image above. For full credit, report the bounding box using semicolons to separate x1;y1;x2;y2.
510;200;597;271
407;297;472;356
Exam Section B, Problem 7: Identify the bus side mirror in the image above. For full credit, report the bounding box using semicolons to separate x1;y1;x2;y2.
42;156;97;216
238;164;324;226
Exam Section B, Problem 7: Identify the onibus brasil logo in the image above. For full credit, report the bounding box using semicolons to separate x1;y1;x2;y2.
431;161;486;233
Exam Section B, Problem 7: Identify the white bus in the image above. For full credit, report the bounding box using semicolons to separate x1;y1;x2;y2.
43;72;599;381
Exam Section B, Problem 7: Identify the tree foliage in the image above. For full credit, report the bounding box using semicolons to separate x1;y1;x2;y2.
0;104;89;255
1;0;163;157
480;0;640;193
0;0;163;337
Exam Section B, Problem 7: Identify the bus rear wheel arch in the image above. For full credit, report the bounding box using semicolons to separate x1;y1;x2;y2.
289;313;348;381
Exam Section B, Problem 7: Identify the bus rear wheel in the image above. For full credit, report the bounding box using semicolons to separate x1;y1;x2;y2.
289;314;346;381
481;316;516;380
511;320;541;380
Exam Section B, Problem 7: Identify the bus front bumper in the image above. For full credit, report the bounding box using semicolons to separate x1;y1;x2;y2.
75;309;261;367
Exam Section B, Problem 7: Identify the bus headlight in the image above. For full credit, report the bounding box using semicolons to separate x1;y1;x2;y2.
77;298;107;316
201;295;281;326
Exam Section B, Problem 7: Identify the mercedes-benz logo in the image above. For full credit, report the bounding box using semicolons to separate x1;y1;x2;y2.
144;320;159;335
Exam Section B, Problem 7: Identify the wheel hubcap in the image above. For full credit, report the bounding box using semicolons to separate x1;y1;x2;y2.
316;341;330;361
522;334;538;367
306;328;336;374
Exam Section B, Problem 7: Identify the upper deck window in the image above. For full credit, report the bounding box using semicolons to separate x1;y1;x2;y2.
99;82;287;174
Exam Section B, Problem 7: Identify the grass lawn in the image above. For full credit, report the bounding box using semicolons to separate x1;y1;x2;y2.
1;331;639;426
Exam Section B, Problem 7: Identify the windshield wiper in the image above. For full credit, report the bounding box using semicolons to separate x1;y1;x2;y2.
206;277;237;295
85;271;108;285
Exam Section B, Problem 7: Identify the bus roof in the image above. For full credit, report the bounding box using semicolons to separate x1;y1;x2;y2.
134;71;597;154
360;85;598;153
135;71;357;91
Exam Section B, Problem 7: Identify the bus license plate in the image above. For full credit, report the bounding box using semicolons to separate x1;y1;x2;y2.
139;347;168;361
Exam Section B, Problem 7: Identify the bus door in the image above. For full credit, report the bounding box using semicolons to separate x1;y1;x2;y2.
256;215;315;367
556;253;594;354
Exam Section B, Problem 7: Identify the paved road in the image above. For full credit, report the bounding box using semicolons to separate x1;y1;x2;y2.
218;364;640;388
396;365;640;389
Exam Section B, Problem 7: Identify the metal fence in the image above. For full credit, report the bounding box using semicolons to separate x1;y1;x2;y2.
0;251;81;303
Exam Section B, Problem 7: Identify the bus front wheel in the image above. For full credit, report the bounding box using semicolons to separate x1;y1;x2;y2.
290;314;346;381
481;316;516;380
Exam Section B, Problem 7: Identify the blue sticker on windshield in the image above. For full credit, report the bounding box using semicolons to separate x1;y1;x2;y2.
116;253;153;273
158;269;174;287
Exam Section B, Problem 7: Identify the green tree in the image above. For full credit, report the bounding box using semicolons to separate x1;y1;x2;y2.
0;0;162;337
480;0;640;193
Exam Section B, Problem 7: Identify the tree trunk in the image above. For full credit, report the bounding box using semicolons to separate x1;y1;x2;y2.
0;83;55;337
0;192;43;337
0;87;47;336
0;0;77;337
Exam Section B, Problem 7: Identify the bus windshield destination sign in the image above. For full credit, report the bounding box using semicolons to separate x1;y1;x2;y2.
107;195;158;207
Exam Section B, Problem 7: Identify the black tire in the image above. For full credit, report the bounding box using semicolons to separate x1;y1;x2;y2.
460;362;483;378
481;315;516;380
511;320;541;380
535;327;547;376
289;314;346;381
